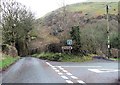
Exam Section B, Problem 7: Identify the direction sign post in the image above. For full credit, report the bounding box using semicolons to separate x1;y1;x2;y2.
67;39;72;46
61;39;73;54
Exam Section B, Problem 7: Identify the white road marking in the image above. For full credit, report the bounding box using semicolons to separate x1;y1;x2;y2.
46;62;53;67
55;70;60;72
62;70;68;73
66;72;72;76
88;69;119;73
77;80;85;83
58;72;63;75
57;66;62;68
61;76;69;79
59;67;64;70
52;67;57;70
51;66;55;68
49;65;53;67
46;62;50;65
66;80;73;83
46;62;86;84
56;66;102;68
71;76;78;79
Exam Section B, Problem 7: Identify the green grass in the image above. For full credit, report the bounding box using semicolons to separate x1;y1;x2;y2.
32;52;94;62
0;55;19;69
62;54;95;62
110;57;120;61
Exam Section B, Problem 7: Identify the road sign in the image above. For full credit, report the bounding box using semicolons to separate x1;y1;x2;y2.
62;46;73;54
67;39;72;46
62;46;72;50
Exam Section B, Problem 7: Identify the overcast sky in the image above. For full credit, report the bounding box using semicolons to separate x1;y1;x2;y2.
16;0;119;19
16;0;87;18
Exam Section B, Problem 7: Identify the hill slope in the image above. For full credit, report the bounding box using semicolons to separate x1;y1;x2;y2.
31;2;118;52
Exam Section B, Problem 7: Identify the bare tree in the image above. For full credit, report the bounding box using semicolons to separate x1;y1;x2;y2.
2;0;35;56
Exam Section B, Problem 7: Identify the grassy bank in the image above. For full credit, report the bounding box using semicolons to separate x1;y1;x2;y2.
32;52;95;62
110;57;120;61
0;54;19;70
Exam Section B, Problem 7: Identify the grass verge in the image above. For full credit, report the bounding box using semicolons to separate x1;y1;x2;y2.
32;52;95;62
0;54;19;71
110;57;120;61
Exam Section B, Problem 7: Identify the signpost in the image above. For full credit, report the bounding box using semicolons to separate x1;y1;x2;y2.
106;5;111;59
62;46;72;54
62;39;73;54
67;39;72;46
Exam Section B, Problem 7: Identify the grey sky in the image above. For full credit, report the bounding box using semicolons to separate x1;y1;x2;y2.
16;0;87;18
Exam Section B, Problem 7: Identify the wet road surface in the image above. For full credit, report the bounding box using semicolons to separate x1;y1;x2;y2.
2;57;119;83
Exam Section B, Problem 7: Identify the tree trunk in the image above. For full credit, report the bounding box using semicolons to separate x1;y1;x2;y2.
15;40;29;57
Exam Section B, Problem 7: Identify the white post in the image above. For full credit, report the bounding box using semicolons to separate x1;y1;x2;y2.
106;5;111;59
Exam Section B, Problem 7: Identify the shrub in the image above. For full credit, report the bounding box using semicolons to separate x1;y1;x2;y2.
35;52;64;61
51;53;64;61
32;52;94;62
47;43;62;53
2;44;18;57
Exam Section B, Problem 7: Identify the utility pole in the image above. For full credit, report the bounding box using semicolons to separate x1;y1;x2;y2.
106;5;111;59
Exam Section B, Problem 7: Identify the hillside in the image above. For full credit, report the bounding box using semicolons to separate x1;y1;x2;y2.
67;2;118;16
31;2;118;53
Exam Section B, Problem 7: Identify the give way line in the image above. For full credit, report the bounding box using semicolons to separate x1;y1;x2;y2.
46;62;85;84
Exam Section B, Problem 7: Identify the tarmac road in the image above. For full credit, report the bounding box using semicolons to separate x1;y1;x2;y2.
2;57;119;84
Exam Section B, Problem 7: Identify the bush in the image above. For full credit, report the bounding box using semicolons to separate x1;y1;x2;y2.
47;43;62;53
32;52;93;62
51;53;64;61
2;44;18;57
35;52;64;61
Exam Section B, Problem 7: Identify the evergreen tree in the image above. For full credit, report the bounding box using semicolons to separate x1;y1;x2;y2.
70;26;81;53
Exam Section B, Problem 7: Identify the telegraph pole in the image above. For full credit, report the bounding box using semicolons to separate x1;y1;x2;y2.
106;5;111;59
